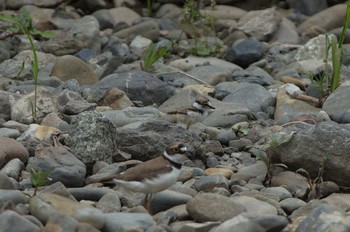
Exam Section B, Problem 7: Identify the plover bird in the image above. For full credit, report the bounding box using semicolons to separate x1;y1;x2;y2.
103;143;187;214
166;96;215;129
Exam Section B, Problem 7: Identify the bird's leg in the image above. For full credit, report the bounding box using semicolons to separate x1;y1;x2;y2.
145;193;153;215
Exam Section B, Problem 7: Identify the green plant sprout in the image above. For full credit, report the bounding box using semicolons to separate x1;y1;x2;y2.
251;132;294;186
178;0;220;57
147;0;154;16
0;9;55;121
307;1;350;105
30;168;53;196
141;43;169;72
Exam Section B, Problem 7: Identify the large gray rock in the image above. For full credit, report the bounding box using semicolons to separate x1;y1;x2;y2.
11;87;58;124
114;120;202;161
217;82;275;114
66;111;118;165
0;50;56;80
298;4;347;38
26;146;86;187
91;70;175;106
237;7;282;41
30;193;105;230
0;210;42;232
323;84;350;123
41;16;100;55
51;55;99;85
273;121;350;186
295;204;350;232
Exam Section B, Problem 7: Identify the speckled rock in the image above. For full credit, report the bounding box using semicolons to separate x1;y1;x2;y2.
66;111;118;165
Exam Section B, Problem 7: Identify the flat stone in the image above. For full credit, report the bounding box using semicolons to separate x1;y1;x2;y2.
51;55;98;85
280;198;307;214
102;213;154;232
114;20;160;41
186;193;246;222
30;193;104;230
230;195;278;215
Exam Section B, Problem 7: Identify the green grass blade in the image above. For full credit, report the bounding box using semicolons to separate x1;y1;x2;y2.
338;1;350;47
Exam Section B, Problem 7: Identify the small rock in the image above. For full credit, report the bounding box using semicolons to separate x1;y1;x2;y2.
193;174;229;192
102;212;154;232
1;158;24;180
226;38;264;68
30;193;104;230
237;161;267;178
51;55;98;85
96;192;122;213
151;190;193;214
0;210;42;232
0;136;28;168
186;193;246;222
26;146;86;187
271;171;309;199
114;20;160;41
260;186;293;201
280;198;306;214
230;195;278;215
205;168;233;179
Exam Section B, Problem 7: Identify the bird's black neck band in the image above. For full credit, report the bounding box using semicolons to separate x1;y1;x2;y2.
162;153;182;169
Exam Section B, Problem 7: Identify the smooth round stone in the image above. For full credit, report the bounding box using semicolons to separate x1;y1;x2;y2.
193;175;229;192
227;38;263;68
0;128;20;138
0;172;16;189
0;136;29;167
129;35;152;57
0;190;29;205
270;171;309;199
51;55;98;85
177;221;220;232
68;188;110;202
168;183;198;197
178;166;205;182
244;183;264;191
151;190;193;214
0;210;41;232
186;193;246;222
280;198;306;214
237;161;267;177
205;168;234;179
30;193;105;230
1;158;24;180
102;213;154;232
260;186;293;201
230;195;278;215
96;192;122;213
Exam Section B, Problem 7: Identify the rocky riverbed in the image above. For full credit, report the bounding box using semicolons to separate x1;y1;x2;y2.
1;0;350;231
